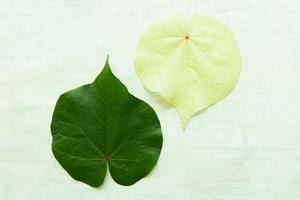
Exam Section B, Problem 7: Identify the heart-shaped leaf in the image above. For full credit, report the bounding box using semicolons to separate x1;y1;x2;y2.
134;14;241;129
51;57;163;187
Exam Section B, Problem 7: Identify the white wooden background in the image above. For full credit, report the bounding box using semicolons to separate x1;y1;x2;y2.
1;0;300;199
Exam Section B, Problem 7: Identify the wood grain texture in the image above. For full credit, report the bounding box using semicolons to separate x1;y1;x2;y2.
1;0;300;199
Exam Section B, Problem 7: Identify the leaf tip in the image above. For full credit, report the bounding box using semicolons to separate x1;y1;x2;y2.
98;54;111;75
105;54;109;63
179;116;190;131
104;54;110;69
175;108;191;131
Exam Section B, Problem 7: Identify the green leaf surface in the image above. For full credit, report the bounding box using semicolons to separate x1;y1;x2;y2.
51;57;163;187
134;13;241;129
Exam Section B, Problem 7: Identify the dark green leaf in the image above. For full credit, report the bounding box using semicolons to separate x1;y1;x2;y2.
51;57;163;187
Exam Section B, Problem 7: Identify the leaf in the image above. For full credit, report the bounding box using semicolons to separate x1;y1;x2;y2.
134;13;241;129
51;57;163;187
